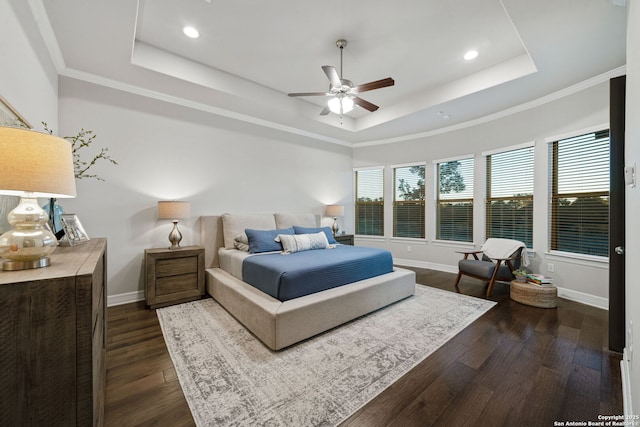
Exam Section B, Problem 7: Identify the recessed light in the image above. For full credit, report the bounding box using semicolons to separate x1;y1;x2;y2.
464;50;478;61
183;26;200;39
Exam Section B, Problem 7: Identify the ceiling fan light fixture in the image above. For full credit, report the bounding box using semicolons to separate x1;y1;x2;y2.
328;96;354;115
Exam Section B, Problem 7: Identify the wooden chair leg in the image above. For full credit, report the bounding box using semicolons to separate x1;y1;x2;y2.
454;271;463;293
485;261;503;297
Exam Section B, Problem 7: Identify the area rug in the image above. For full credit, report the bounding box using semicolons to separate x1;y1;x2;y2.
157;285;496;426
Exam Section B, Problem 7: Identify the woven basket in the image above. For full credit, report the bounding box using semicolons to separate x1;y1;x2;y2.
510;280;557;308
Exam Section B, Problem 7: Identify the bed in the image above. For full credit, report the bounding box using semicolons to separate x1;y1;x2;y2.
200;213;416;350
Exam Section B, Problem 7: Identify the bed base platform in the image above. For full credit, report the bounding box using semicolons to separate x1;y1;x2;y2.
206;267;415;350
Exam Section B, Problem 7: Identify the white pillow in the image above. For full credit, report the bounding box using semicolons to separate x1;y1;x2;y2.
278;232;330;254
233;233;249;252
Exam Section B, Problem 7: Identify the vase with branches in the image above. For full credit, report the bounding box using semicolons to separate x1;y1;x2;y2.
42;123;117;236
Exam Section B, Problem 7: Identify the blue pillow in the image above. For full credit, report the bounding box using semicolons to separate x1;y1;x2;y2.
293;226;337;244
245;227;294;253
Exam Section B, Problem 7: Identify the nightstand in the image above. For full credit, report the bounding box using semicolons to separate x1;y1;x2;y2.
145;246;205;309
334;234;354;245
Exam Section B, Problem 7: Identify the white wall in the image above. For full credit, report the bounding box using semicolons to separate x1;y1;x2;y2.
0;0;59;232
624;0;639;415
0;0;58;128
57;78;353;301
353;82;611;307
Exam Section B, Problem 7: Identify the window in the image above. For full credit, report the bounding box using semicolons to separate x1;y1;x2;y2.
486;145;534;247
393;164;425;238
436;158;474;242
550;130;609;257
355;168;384;236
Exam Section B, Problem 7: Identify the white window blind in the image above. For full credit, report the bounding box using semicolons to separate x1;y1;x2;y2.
436;158;473;242
550;130;609;257
486;146;534;247
355;168;384;236
393;165;425;238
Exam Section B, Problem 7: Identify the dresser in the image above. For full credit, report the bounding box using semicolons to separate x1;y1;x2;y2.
145;246;205;309
0;238;107;427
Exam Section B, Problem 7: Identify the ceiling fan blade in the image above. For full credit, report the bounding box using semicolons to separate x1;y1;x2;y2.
288;92;331;97
322;65;342;88
319;105;331;116
352;96;379;112
352;77;395;94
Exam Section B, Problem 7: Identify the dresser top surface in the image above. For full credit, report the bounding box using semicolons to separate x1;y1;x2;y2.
0;238;106;285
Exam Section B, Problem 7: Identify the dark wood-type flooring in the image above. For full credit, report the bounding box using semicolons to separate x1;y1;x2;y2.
105;268;622;426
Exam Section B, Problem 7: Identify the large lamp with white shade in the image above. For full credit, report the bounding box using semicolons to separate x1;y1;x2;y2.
0;127;77;271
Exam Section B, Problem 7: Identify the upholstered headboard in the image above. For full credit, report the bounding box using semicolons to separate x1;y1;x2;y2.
200;215;224;268
199;213;318;268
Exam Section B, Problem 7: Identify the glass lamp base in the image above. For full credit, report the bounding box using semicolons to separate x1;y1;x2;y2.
2;257;51;271
0;195;58;268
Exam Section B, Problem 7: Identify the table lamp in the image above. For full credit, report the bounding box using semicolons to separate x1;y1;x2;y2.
158;201;191;249
326;204;344;236
0;127;77;270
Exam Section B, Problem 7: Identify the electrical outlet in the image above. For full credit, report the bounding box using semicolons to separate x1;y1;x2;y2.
406;246;412;253
547;263;555;273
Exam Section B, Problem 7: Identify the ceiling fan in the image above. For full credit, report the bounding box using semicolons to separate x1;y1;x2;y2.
288;39;395;116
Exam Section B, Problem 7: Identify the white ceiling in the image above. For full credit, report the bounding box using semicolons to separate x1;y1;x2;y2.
38;0;626;145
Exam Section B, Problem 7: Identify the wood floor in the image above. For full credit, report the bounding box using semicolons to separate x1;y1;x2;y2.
105;268;622;426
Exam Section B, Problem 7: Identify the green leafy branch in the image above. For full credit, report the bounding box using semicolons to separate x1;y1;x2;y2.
42;122;117;181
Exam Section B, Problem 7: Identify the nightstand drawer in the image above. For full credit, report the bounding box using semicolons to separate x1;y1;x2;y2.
156;256;198;277
156;273;199;295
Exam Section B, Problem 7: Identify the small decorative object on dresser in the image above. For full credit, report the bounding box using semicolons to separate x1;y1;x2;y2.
145;246;205;308
334;233;354;245
60;213;90;245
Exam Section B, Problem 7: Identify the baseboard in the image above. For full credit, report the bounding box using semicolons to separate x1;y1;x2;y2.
621;348;633;417
395;259;609;310
555;286;608;310
107;290;145;307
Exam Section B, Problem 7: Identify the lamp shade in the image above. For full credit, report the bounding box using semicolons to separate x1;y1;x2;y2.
326;205;344;217
0;127;77;198
158;201;191;220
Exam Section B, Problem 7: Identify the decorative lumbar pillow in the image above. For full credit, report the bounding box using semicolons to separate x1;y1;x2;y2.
292;226;337;244
233;233;249;252
245;227;294;254
278;232;331;254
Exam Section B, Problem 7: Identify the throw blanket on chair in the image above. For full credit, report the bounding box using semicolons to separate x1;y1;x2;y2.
481;238;529;267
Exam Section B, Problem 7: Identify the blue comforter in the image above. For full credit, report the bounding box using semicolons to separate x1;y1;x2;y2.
242;245;394;301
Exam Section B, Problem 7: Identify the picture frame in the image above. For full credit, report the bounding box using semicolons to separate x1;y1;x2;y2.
60;214;90;246
0;94;33;129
